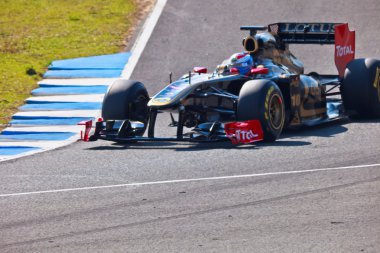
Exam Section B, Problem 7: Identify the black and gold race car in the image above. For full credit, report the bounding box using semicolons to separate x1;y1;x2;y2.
82;22;380;144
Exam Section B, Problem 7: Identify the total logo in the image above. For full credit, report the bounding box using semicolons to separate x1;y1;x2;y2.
336;45;354;57
234;130;258;142
224;120;264;144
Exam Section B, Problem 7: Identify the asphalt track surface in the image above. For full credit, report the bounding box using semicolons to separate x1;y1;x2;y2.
1;0;380;252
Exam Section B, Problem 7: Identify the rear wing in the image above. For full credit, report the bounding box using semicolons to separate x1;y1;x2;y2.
268;22;341;44
241;22;356;77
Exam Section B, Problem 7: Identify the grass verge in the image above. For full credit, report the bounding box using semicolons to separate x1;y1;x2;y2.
0;0;151;126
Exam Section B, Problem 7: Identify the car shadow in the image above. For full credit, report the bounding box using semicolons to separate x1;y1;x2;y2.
87;138;311;152
87;140;313;151
281;118;349;139
347;117;380;124
88;140;256;151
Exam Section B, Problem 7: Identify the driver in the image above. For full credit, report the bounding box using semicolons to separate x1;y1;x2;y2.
216;52;254;75
229;52;254;75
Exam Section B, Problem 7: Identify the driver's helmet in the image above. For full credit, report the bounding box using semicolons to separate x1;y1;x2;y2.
216;52;254;75
228;52;253;75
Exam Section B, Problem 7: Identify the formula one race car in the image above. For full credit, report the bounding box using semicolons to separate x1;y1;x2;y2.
82;22;380;144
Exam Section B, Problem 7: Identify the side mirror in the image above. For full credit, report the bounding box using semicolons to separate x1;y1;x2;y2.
250;67;269;75
193;67;207;74
230;67;240;74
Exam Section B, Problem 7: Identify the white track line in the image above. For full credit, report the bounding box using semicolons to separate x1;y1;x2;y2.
26;94;104;103
38;78;118;86
13;110;99;118
3;125;82;134
121;0;168;79
1;163;379;198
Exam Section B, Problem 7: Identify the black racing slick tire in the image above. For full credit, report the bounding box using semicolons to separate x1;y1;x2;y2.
237;80;285;142
341;58;380;118
102;79;149;134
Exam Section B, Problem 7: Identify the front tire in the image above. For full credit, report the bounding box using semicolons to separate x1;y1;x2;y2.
102;79;149;136
341;58;380;118
237;80;285;142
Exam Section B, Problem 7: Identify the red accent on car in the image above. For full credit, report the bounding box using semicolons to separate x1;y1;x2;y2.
78;120;93;141
193;67;207;74
236;53;248;59
250;67;269;75
224;120;264;144
334;23;355;78
230;67;240;74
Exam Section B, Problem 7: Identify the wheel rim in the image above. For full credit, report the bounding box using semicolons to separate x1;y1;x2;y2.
131;94;149;123
268;94;283;130
128;94;149;136
128;94;148;124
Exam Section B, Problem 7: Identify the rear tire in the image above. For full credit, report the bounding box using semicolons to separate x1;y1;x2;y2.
102;79;149;136
341;58;380;118
237;80;285;142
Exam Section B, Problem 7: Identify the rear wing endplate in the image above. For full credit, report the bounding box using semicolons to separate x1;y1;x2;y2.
334;23;355;77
